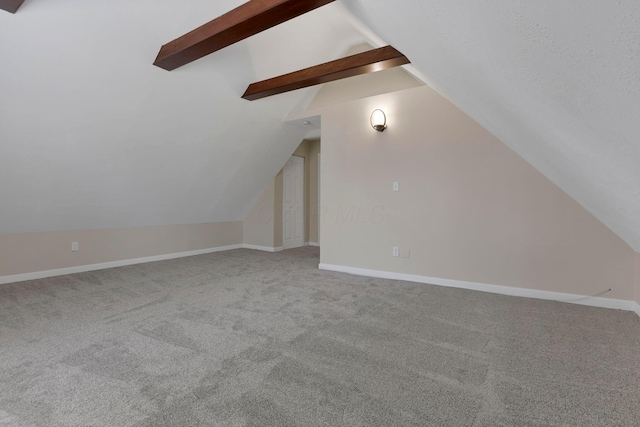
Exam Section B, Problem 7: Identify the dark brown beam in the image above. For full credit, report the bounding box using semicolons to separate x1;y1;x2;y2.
242;46;411;101
154;0;335;71
0;0;25;13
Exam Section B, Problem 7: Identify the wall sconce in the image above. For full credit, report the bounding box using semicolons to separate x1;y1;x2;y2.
370;109;387;132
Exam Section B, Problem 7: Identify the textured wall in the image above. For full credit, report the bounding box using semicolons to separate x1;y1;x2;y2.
320;86;635;300
0;222;243;278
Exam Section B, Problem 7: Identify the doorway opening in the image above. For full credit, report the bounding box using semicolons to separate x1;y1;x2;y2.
279;138;321;250
283;155;305;250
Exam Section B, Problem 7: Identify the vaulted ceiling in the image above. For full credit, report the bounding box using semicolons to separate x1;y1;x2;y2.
1;0;639;251
342;0;640;251
0;1;368;234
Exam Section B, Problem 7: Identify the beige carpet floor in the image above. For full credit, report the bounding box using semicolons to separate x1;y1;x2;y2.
0;247;639;426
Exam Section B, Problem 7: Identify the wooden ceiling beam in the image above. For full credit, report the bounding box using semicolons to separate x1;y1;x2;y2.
154;0;336;71
0;0;25;13
242;46;411;101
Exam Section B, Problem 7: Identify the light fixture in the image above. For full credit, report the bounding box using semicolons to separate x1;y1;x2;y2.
370;109;387;132
302;120;311;126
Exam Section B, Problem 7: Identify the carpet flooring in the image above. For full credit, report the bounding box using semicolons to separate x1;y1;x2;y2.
1;247;639;426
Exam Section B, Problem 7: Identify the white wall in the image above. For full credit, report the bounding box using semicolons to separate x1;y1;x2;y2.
0;1;366;236
320;86;636;301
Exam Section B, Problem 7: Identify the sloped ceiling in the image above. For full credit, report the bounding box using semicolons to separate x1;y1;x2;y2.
0;0;367;233
2;1;639;253
342;0;640;251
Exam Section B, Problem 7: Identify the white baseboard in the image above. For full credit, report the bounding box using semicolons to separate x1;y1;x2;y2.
319;263;639;314
243;244;284;253
0;244;245;286
3;250;636;318
0;243;289;286
307;242;320;247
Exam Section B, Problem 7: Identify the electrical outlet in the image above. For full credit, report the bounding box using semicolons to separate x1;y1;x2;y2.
71;242;79;252
392;247;399;257
393;182;399;192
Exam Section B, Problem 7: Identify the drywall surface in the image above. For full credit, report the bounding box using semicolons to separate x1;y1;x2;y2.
343;0;640;252
0;222;242;277
274;172;284;249
243;181;276;249
307;140;321;244
0;1;366;235
320;86;635;301
636;253;640;305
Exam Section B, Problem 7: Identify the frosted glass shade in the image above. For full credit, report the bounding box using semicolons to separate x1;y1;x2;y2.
371;109;387;132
